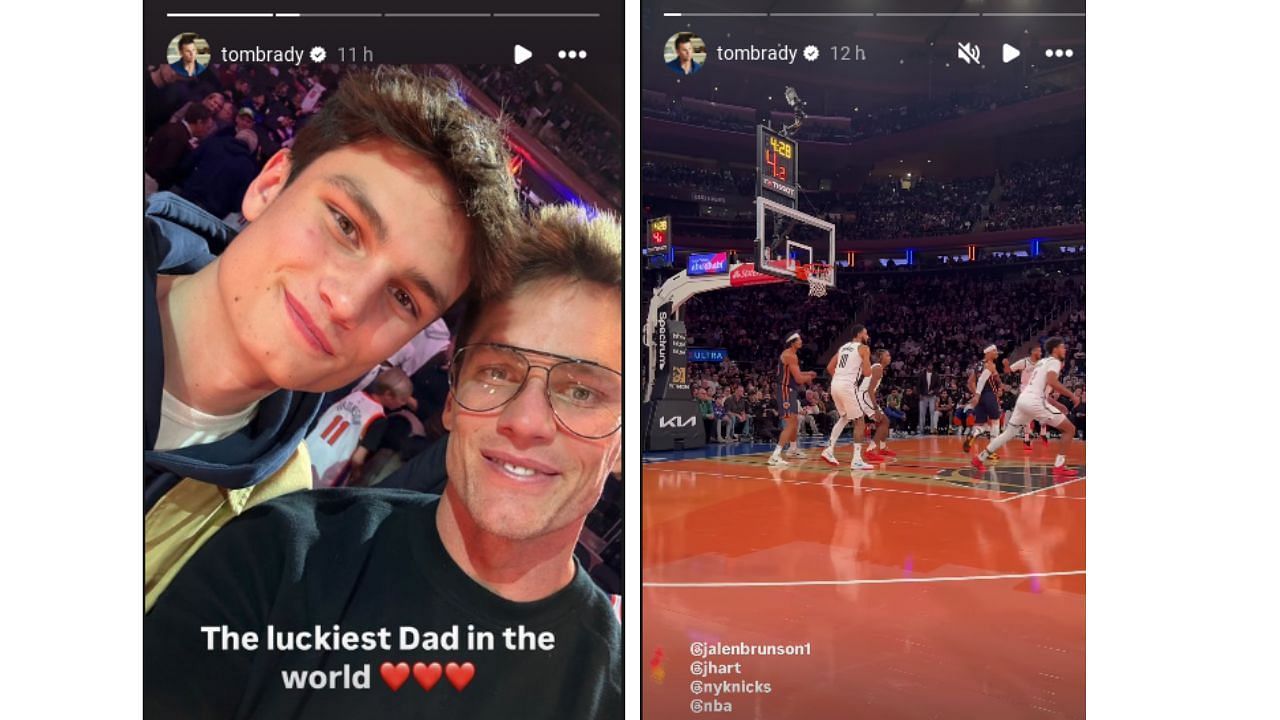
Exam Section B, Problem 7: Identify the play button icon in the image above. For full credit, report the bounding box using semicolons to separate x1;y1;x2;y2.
514;44;532;65
1002;43;1021;63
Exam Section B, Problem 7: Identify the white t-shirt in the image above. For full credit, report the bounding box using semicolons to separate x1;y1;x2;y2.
1023;357;1063;403
154;389;258;452
832;341;864;386
305;391;386;488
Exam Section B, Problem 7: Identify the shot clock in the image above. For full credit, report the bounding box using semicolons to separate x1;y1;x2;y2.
757;125;797;207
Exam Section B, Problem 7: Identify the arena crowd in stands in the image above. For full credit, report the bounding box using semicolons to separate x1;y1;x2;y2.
643;82;1075;141
463;63;622;202
145;61;614;219
642;154;1085;238
647;254;1085;442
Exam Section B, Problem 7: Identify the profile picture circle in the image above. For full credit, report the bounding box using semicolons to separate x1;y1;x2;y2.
166;32;212;78
664;32;707;76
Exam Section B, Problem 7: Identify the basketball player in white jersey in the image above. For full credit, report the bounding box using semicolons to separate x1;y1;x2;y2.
306;368;414;487
972;337;1080;478
859;349;895;463
1005;345;1050;449
769;332;818;466
821;324;875;470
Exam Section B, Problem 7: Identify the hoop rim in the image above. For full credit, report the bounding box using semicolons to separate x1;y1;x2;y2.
797;262;833;281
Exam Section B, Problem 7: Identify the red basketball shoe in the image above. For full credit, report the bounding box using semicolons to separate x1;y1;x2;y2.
1052;465;1079;480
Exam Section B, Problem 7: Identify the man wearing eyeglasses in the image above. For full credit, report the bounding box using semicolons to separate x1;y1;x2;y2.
144;205;623;719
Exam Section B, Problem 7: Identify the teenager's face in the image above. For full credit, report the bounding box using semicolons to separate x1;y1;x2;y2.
217;140;472;392
443;280;622;542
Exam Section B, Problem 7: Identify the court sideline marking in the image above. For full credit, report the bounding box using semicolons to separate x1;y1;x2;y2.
643;569;1086;589
996;476;1087;502
654;468;1085;503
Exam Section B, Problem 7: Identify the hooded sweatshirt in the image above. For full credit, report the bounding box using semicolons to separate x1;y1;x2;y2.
143;192;322;611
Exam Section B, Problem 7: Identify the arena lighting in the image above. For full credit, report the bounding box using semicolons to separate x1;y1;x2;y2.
781;86;807;136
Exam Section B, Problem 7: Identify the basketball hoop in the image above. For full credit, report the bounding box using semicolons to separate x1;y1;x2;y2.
800;263;832;297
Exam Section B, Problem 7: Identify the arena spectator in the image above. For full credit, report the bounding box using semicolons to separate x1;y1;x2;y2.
799;390;821;436
178;128;260;221
305;368;415;488
720;385;749;441
145;102;216;191
145;63;192;138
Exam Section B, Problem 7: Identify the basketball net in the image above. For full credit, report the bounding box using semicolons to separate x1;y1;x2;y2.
800;263;832;297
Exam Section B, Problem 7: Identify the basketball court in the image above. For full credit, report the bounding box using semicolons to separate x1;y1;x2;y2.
642;435;1085;718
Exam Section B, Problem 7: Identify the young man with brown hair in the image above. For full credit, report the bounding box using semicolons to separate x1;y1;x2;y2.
144;66;523;611
145;205;622;719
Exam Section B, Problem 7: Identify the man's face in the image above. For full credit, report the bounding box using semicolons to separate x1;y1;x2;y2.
676;40;692;62
191;118;217;140
235;113;254;132
1031;347;1043;362
443;280;622;541
857;328;869;343
180;42;196;64
1053;343;1068;360
216;139;473;393
203;93;226;115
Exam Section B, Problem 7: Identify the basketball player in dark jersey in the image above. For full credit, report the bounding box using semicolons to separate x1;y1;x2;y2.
769;331;816;466
963;344;1004;456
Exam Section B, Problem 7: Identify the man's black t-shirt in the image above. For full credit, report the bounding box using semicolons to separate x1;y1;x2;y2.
144;490;622;719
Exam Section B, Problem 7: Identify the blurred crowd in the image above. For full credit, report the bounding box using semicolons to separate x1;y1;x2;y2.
144;61;329;221
648;255;1085;443
642;154;1085;237
463;63;622;198
643;83;1073;141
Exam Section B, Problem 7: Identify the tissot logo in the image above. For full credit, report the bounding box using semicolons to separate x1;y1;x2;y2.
658;415;696;429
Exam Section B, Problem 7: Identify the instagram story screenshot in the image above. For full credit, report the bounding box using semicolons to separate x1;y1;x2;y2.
641;1;1084;718
142;1;622;718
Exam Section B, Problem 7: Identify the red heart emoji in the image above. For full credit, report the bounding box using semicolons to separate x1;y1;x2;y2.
413;661;443;692
380;661;410;692
445;661;475;691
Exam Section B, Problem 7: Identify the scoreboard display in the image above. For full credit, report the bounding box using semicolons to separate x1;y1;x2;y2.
757;125;798;206
647;216;671;251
